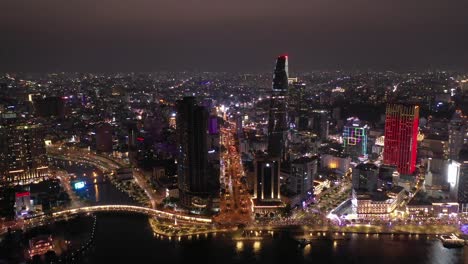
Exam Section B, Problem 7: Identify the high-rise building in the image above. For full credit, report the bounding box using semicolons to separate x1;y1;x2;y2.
267;55;289;158
288;156;318;201
383;104;419;175
448;160;461;201
378;164;397;189
252;153;286;218
288;81;307;110
343;117;369;161
0;123;49;184
448;110;466;160
312;110;329;141
458;145;468;212
96;123;113;153
254;154;281;202
127;122;138;165
208;115;219;135
352;163;379;193
176;97;219;210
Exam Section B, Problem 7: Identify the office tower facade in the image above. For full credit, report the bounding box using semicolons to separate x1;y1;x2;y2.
447;160;461;201
254;154;281;201
288;80;307;111
458;145;468;211
0;123;49;184
378;164;397;189
383;104;419;175
312;110;329;141
288;156;318;200
96;123;113;153
176;97;219;210
343;117;369;160
127;122;138;165
267;55;289;158
208;115;219;135
352;163;379;193
448;110;466;160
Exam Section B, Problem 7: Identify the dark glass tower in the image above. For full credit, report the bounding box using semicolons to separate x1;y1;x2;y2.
176;97;218;209
268;55;289;158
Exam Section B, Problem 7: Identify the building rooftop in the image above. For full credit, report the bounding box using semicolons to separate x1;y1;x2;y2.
355;163;378;171
291;156;318;164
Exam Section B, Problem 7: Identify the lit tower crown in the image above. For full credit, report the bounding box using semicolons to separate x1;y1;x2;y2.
272;55;288;92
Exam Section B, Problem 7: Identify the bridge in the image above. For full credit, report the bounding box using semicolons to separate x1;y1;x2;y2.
52;205;212;223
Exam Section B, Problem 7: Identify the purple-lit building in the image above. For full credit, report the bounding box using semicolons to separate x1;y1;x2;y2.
208;115;219;135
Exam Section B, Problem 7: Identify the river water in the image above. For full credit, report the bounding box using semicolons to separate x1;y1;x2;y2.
54;159;467;264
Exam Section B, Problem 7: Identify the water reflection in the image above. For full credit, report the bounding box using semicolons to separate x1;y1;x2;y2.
94;182;100;203
303;244;311;256
50;157;134;205
253;241;261;253
235;241;243;252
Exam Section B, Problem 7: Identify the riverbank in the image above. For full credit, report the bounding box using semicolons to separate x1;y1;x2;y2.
0;215;95;264
147;216;463;241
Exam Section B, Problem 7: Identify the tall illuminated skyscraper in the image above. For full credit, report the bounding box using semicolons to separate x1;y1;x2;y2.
267;55;289;158
0;123;49;184
254;154;281;202
252;151;285;218
343;117;369;160
176;97;219;211
383;104;419;175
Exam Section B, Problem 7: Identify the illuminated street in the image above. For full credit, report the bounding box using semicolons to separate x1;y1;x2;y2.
215;119;253;226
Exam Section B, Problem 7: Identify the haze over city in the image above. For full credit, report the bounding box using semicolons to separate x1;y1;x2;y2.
1;0;468;72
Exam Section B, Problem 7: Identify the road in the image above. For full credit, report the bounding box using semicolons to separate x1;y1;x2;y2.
133;168;161;209
215;119;252;225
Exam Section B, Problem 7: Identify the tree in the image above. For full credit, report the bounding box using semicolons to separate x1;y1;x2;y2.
280;204;292;218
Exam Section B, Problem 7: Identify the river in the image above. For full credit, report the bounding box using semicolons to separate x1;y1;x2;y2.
53;159;467;264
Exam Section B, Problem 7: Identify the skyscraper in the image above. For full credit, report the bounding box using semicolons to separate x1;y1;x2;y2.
457;145;468;212
312;110;329;141
267;55;289;158
96;123;113;153
448;110;466;160
254;153;281;202
0;123;49;184
288;156;318;201
343;117;369;161
176;97;219;210
383;104;419;175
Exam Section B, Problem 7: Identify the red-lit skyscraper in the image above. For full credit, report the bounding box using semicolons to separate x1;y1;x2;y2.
383;104;419;175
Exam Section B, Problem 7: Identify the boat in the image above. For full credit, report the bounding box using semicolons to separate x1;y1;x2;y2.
439;234;465;248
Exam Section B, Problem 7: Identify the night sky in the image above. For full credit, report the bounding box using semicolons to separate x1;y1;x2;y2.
1;0;468;72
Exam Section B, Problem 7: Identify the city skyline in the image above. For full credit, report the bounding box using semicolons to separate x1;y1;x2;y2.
1;1;468;72
1;1;468;262
1;53;468;263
